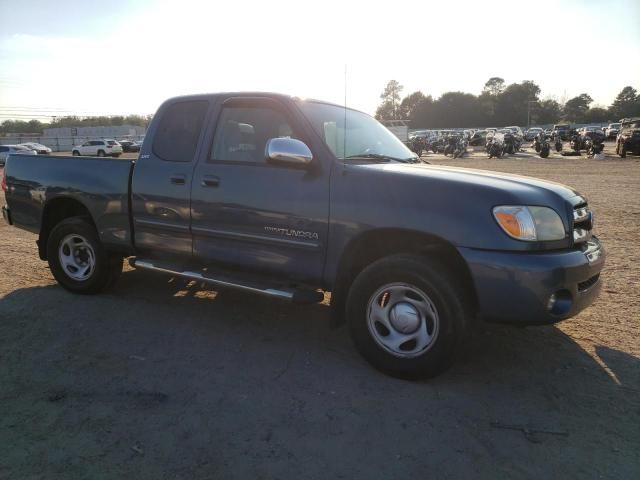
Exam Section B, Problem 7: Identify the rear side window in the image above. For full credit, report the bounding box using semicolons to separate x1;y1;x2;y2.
0;146;8;152
107;140;118;146
153;100;208;162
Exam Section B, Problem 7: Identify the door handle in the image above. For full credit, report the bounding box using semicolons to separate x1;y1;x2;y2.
170;175;186;185
201;175;220;187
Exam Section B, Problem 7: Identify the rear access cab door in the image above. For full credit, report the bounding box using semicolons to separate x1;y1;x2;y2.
131;97;210;259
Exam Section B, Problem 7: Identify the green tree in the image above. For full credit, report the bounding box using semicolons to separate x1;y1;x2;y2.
563;94;593;122
376;80;404;120
0;119;45;134
494;80;541;125
49;114;152;129
483;77;505;96
609;86;640;120
408;94;435;127
533;99;562;125
375;101;395;121
397;91;428;120
584;107;609;123
432;92;482;128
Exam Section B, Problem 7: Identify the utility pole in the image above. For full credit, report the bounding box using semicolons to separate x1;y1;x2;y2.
527;101;538;127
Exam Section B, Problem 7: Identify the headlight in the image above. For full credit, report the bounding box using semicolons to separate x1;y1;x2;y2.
493;206;566;241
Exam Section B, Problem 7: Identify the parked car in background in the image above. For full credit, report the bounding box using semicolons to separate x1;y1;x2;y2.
408;130;429;140
18;142;52;154
72;139;123;157
576;126;603;139
525;127;543;141
616;117;640;158
469;130;489;146
119;140;141;153
605;123;621;139
553;124;571;140
505;126;524;138
0;145;37;166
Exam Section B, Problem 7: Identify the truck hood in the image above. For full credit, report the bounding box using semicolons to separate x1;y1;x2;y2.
356;162;583;203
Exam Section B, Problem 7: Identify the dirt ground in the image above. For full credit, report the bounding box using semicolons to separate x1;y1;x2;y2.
1;143;639;479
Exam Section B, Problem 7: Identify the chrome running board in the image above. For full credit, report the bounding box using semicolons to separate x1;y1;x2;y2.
131;258;323;304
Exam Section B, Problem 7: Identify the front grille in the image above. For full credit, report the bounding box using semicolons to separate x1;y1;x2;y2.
573;202;593;246
578;273;600;292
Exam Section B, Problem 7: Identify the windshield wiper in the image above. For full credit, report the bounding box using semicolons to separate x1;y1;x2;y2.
345;153;418;163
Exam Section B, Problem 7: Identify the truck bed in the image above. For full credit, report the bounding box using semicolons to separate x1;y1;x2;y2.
3;154;135;252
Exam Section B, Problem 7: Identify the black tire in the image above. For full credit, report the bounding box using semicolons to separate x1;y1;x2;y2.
46;217;122;294
346;254;468;380
72;150;80;156
97;150;105;157
540;147;550;158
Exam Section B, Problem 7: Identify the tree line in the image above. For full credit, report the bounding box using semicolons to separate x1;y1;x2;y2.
376;78;640;128
0;114;152;135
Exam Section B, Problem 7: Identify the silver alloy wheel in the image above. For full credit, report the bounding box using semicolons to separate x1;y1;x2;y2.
58;234;96;281
366;283;440;358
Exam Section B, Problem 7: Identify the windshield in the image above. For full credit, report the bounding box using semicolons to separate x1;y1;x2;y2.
298;101;416;161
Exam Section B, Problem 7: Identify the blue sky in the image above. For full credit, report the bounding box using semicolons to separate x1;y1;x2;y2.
0;0;639;120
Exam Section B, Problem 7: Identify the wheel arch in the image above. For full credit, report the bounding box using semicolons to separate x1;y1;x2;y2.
38;197;96;260
331;228;478;323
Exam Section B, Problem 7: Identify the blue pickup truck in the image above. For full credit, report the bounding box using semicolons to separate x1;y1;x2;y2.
1;93;604;379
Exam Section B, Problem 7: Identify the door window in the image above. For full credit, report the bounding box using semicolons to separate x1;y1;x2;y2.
152;100;209;162
210;105;298;164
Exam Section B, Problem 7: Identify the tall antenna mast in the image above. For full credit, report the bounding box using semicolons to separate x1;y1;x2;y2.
343;64;347;173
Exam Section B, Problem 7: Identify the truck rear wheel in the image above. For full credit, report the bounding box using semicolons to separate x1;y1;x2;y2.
46;217;122;294
346;254;468;379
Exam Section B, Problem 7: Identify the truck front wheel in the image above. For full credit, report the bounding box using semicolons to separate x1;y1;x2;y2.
46;217;122;294
347;254;467;380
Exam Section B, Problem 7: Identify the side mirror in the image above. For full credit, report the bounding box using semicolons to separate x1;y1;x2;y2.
266;138;312;166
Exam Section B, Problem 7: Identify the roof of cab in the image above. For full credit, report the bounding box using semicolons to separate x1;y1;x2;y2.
159;92;367;115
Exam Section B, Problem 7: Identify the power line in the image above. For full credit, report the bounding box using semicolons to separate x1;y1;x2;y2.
0;106;152;116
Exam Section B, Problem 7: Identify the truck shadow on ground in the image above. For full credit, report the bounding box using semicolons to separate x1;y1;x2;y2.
1;268;638;478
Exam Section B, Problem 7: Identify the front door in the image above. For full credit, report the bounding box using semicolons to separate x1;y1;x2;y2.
131;98;210;259
190;97;330;284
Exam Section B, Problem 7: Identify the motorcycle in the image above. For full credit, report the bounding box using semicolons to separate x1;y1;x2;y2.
569;133;582;153
443;135;459;156
553;132;563;152
536;132;550;158
430;136;446;153
453;136;468;158
409;136;426;157
486;136;503;158
584;131;605;158
502;132;516;155
532;135;543;153
513;135;524;152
